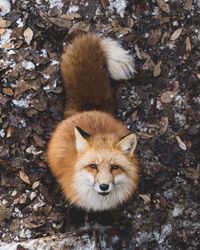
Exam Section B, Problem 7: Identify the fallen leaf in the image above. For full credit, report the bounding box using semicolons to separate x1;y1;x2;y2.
139;194;151;204
0;28;5;35
170;28;183;41
100;0;109;9
48;17;71;28
172;81;179;92
23;27;33;45
176;136;187;151
184;0;193;10
2;87;14;96
60;13;81;20
15;80;30;98
19;171;31;184
185;168;199;180
159;116;169;134
134;44;142;60
32;181;40;190
0;17;12;28
185;36;192;52
156;0;170;13
153;61;162;77
196;73;200;80
69;21;90;33
160;91;178;103
131;110;138;122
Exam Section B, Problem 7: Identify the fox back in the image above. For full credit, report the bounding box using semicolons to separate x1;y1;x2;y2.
47;33;139;211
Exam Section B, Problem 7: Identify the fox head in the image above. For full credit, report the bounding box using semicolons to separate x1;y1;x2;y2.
73;126;139;211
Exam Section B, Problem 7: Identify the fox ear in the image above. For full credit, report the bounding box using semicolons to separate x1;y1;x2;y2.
74;127;90;152
117;133;137;155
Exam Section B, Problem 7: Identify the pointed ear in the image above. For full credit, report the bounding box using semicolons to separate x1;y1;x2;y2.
74;127;90;152
117;133;137;155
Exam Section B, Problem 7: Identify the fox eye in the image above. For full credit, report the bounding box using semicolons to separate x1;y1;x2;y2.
111;165;120;171
89;163;97;169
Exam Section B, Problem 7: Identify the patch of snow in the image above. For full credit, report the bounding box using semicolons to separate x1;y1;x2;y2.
0;129;5;138
0;0;11;16
22;61;35;70
67;5;79;14
12;99;29;108
40;49;48;57
51;59;59;65
172;205;184;217
0;29;12;48
49;0;63;9
43;74;50;80
16;18;23;27
26;145;43;155
109;0;127;18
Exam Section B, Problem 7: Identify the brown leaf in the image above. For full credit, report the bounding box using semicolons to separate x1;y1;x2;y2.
176;136;187;151
170;28;183;41
185;168;199;180
0;28;5;35
100;0;109;9
131;110;138;122
2;87;14;96
70;21;90;33
0;17;12;28
60;13;81;20
139;194;151;204
159;116;169;134
19;171;31;184
160;91;178;103
171;81;179;92
156;0;170;13
153;61;162;77
23;27;33;45
48;17;71;28
185;36;192;52
15;80;30;98
184;0;193;10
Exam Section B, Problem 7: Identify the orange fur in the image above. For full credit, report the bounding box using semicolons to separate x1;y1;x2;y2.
47;33;139;211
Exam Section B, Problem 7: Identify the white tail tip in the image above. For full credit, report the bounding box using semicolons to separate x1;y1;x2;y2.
101;38;135;80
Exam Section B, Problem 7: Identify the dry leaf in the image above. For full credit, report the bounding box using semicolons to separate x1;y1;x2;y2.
70;21;90;33
0;28;5;35
0;17;12;28
185;36;192;52
185;168;199;180
134;44;142;60
156;0;170;13
131;110;138;122
48;17;71;28
170;28;183;41
100;0;109;9
172;81;179;92
2;87;14;96
176;136;187;151
139;194;151;204
23;27;33;45
19;171;31;184
153;61;162;77
60;13;81;20
32;181;40;190
184;0;193;10
196;73;200;80
160;91;178;103
159;116;169;134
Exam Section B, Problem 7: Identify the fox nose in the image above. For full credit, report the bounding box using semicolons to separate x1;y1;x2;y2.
99;184;109;191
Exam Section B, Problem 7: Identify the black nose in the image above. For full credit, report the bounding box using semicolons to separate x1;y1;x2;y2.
99;184;109;191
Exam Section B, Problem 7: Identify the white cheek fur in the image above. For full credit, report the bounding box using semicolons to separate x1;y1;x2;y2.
73;170;134;211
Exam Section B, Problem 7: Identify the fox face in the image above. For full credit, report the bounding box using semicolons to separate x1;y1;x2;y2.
72;127;139;211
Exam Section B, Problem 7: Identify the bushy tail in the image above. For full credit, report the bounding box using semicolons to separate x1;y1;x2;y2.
101;37;135;80
61;33;135;117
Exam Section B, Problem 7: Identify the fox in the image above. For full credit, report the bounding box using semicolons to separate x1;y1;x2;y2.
47;32;140;211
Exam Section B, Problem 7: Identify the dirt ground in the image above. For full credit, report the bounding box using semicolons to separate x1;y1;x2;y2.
0;0;200;249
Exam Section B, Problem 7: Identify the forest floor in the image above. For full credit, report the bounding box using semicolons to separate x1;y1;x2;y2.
0;0;200;249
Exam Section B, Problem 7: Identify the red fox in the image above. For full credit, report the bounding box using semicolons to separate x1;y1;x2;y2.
47;33;140;211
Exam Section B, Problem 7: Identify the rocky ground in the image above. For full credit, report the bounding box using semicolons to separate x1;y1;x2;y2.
0;0;200;249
